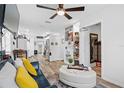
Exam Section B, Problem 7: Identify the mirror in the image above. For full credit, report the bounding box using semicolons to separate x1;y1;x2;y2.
90;33;98;63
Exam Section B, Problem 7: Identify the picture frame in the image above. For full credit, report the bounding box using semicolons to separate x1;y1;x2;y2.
55;42;58;45
51;42;54;45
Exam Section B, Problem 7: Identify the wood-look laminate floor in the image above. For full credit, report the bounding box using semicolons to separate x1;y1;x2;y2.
30;54;121;88
92;66;101;77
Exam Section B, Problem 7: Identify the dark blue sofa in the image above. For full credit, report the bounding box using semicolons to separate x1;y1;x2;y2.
30;61;57;88
0;58;57;88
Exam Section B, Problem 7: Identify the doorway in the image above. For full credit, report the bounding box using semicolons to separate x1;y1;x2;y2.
87;23;101;77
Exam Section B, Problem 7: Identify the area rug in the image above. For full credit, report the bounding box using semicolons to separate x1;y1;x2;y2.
53;81;106;88
47;74;107;88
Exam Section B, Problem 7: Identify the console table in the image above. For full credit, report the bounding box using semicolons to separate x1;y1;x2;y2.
13;49;27;60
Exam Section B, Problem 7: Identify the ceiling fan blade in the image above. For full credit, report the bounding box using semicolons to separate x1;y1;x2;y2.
58;4;64;8
50;13;57;19
64;13;72;20
36;4;56;11
65;6;85;12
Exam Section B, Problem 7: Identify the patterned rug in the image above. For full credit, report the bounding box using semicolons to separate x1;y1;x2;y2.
49;79;106;88
57;81;106;88
95;84;106;88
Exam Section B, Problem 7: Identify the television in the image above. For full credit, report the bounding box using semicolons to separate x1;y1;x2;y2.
0;4;5;27
3;4;20;33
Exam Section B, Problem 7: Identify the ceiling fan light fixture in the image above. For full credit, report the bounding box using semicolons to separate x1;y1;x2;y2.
57;9;65;16
36;4;85;20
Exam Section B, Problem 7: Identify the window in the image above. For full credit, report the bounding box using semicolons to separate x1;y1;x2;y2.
2;28;11;54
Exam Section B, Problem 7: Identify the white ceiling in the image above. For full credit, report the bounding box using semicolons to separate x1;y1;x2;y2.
17;4;107;31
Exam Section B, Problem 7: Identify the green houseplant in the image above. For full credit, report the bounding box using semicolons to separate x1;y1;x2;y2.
68;58;73;64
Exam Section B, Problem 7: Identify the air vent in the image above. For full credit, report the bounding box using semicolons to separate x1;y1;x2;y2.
45;21;51;24
81;27;88;31
36;36;44;39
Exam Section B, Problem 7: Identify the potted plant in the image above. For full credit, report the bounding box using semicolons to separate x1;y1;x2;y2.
68;58;73;64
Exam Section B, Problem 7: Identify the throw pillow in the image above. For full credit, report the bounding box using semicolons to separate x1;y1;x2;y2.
16;66;38;88
22;58;37;76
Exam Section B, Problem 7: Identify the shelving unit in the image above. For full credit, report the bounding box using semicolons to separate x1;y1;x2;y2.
73;32;79;60
64;23;80;65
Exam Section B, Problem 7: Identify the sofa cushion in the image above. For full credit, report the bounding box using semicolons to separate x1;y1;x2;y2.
30;62;51;88
16;66;38;88
33;71;50;88
0;62;18;88
22;58;37;76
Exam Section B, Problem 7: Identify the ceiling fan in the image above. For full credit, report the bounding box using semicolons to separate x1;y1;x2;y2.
36;4;85;20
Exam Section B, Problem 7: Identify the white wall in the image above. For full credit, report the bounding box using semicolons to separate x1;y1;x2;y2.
87;24;101;41
18;26;34;57
49;34;64;61
80;5;124;87
18;24;51;57
101;5;124;87
18;38;27;50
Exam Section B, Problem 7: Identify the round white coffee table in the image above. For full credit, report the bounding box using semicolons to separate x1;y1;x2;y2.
59;65;96;88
